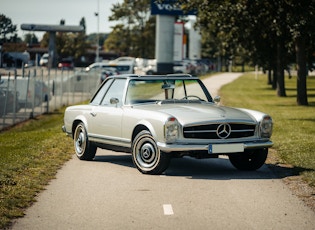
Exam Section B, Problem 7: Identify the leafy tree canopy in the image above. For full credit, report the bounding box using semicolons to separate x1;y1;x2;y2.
105;0;155;58
0;14;18;43
180;0;315;105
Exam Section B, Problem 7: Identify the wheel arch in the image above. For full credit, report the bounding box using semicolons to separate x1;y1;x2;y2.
131;119;163;143
132;124;149;142
72;116;88;138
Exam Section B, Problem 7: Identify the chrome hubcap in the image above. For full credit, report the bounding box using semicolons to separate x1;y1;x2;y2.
75;128;85;154
140;143;156;163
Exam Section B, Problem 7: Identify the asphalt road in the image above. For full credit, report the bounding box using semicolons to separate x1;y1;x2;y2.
11;73;315;230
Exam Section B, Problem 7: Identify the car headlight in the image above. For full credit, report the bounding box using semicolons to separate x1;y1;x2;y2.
260;115;273;138
165;117;179;143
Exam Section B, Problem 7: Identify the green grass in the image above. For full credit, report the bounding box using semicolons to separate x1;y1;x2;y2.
0;110;73;229
220;72;315;185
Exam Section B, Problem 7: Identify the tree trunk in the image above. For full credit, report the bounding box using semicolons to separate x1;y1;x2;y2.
295;36;308;106
276;41;286;96
271;51;277;89
272;66;277;90
267;60;272;85
268;69;272;85
267;51;273;85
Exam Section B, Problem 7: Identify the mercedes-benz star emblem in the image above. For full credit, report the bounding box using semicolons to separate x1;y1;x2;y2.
216;123;231;139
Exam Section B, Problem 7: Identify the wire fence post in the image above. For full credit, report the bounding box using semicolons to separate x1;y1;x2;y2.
46;68;50;113
12;71;17;124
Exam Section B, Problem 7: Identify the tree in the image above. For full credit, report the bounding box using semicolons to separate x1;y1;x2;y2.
40;32;50;48
285;0;315;105
180;0;315;105
23;33;39;45
106;0;155;58
104;24;129;55
75;17;89;61
40;17;89;62
0;14;17;43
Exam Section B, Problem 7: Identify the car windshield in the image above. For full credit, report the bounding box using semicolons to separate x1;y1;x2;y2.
125;78;211;104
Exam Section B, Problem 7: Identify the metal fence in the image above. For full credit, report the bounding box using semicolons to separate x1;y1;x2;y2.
0;67;101;131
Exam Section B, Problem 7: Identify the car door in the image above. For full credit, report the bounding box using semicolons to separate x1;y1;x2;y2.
88;78;127;144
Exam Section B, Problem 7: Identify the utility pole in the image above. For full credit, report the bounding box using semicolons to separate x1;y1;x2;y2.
95;0;100;62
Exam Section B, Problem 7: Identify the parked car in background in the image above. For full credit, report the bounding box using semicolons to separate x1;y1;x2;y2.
139;59;201;75
39;53;49;66
85;62;134;74
62;74;273;175
143;59;157;75
84;62;105;72
109;56;136;65
58;58;74;70
100;68;119;83
173;61;191;74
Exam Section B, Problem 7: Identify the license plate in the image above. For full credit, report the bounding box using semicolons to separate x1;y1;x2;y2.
208;143;244;154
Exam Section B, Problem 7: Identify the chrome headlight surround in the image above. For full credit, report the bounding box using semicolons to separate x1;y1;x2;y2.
164;117;179;143
259;115;273;138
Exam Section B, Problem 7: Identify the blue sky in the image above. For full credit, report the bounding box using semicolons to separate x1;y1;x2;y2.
1;0;122;39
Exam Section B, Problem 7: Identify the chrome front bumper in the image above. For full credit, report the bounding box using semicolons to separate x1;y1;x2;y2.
157;141;273;153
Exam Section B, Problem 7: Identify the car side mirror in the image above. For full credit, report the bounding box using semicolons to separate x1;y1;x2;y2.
110;97;119;105
213;96;221;103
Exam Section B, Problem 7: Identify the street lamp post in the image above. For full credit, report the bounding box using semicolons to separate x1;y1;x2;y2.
0;44;2;68
95;0;100;62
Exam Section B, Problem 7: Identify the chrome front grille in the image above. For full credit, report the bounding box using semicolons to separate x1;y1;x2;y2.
183;123;256;139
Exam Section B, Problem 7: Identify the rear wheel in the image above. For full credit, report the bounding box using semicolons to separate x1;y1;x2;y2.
132;130;170;175
73;122;96;160
228;149;268;171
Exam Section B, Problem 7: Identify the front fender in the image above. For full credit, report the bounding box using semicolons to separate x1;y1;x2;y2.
71;115;89;138
237;108;268;122
133;119;166;143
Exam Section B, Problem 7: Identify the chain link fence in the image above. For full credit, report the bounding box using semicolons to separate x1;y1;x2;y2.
0;67;100;131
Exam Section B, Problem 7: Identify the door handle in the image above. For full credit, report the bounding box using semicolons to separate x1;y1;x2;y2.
90;112;97;117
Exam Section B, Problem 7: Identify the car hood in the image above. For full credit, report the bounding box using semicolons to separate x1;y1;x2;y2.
133;103;260;125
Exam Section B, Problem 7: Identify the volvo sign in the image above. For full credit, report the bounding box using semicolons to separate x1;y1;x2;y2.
152;1;196;74
151;0;196;15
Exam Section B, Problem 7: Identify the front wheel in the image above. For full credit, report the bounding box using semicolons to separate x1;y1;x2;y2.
132;130;170;175
73;122;97;160
228;148;268;171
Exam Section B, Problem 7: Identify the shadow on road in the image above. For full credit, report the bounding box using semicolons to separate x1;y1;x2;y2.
94;154;134;169
93;153;301;181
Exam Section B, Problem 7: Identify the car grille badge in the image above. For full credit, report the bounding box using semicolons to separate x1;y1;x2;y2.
216;123;231;139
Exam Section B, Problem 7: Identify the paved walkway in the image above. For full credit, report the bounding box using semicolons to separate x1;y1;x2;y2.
202;72;244;97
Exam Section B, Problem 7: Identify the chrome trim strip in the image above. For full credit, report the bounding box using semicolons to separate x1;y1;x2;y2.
88;133;130;144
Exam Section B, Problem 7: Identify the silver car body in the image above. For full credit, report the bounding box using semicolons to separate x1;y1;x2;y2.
63;74;273;174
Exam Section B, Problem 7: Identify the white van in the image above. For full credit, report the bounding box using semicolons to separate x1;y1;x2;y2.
85;62;134;74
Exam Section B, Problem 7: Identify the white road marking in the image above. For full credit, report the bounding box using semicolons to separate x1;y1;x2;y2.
163;204;174;215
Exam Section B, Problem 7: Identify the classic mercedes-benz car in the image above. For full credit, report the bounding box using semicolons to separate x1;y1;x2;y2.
62;74;273;174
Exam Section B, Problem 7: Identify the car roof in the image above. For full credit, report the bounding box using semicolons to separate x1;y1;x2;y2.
107;74;198;80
